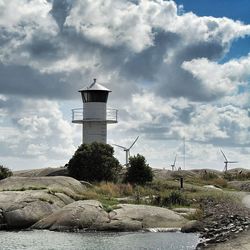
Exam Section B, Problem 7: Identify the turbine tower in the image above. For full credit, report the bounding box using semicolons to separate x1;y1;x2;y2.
113;136;139;167
171;155;177;171
72;79;118;144
220;150;238;172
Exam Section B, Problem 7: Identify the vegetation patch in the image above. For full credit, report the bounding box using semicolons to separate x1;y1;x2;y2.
67;142;122;182
3;186;47;192
124;154;153;185
0;165;12;180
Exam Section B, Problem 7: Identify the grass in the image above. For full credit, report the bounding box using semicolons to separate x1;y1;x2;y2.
75;179;236;212
94;182;133;197
2;174;243;218
2;186;47;191
185;209;204;221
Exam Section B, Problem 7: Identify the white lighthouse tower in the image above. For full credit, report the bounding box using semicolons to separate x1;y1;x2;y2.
72;79;118;144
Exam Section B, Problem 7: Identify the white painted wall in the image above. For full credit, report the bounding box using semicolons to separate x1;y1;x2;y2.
84;102;106;120
82;121;107;144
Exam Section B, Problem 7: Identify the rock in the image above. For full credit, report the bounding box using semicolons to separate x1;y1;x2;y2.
32;200;110;231
0;190;67;229
108;204;187;229
33;202;188;232
229;181;250;192
172;207;197;216
181;220;203;233
0;176;86;195
13;167;69;177
203;185;222;191
5;199;60;229
0;176;87;229
79;181;93;188
0;209;3;223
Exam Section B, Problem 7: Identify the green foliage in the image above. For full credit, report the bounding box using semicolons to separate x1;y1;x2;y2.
224;172;250;181
223;172;234;181
185;209;204;220
124;154;153;185
200;171;218;180
153;190;190;207
67;142;122;182
0;165;12;180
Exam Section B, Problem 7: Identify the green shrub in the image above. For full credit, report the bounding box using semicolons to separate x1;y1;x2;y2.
223;172;233;181
153;190;190;207
162;191;189;207
67;142;122;182
200;171;218;180
0;165;12;180
124;154;153;185
223;171;250;181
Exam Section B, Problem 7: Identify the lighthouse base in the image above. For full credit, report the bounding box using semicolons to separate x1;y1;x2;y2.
82;122;107;144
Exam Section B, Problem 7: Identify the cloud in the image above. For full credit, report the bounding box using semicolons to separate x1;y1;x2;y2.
0;96;75;159
0;0;250;101
50;0;73;30
182;55;250;99
116;91;250;147
0;0;249;169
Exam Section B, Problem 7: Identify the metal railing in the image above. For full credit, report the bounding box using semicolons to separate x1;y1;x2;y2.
72;108;118;123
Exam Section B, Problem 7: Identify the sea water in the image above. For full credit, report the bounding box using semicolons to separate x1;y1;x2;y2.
0;230;199;250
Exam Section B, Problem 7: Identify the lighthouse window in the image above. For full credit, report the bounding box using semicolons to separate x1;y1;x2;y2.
82;92;88;102
82;91;108;102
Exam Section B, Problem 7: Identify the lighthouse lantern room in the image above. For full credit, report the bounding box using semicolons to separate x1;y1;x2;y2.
72;79;118;144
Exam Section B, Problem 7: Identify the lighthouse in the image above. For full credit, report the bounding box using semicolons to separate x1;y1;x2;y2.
72;79;118;144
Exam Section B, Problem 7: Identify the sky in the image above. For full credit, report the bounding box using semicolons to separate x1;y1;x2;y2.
0;0;249;171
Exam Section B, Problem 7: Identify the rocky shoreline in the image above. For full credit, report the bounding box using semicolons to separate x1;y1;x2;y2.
195;198;250;249
1;176;250;250
0;177;189;231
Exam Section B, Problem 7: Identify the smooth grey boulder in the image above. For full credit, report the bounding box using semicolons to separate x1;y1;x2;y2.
0;176;86;196
181;220;203;233
32;200;110;231
0;176;87;229
0;177;188;231
107;204;188;230
33;201;188;231
172;207;197;217
0;190;68;229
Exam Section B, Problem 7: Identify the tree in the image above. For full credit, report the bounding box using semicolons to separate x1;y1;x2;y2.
125;154;153;185
67;142;121;182
0;165;12;180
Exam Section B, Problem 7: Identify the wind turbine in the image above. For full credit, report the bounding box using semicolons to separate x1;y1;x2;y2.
171;155;177;171
220;150;238;172
113;136;139;167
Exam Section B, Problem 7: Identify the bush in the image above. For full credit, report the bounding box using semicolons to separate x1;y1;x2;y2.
200;171;218;180
223;172;234;181
153;190;189;207
67;142;122;182
124;154;153;185
0;165;12;180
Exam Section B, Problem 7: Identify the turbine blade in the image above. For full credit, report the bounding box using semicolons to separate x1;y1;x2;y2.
173;155;177;166
129;136;139;150
112;144;127;150
220;149;228;161
228;161;238;163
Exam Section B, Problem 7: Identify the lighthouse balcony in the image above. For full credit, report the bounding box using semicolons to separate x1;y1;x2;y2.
72;108;118;124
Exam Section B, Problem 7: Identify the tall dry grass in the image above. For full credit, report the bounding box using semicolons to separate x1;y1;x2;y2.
95;182;133;197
